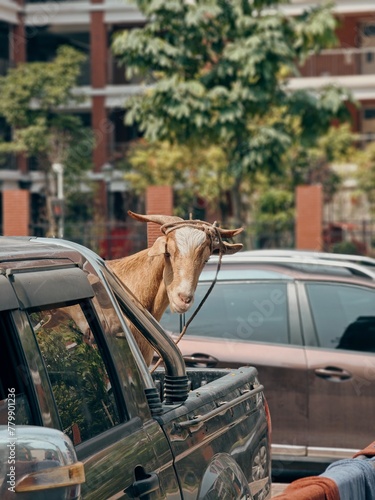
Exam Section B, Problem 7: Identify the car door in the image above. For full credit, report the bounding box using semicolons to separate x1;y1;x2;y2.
298;280;375;455
10;266;180;500
161;279;309;458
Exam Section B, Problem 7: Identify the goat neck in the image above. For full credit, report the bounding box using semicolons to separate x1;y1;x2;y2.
108;248;169;321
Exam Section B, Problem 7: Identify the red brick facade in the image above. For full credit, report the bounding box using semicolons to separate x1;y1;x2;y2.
295;184;323;250
90;8;109;172
3;190;30;236
146;186;173;247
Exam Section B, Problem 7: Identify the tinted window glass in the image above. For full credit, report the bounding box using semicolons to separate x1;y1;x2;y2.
0;314;33;426
29;303;120;444
161;282;289;344
306;283;375;352
201;268;293;280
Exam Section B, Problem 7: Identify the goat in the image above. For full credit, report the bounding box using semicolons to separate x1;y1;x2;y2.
37;212;243;367
107;211;243;365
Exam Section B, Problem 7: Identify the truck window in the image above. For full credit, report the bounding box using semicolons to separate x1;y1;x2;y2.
0;313;33;426
28;303;120;445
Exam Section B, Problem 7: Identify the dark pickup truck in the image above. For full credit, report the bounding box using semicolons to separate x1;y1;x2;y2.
0;237;271;499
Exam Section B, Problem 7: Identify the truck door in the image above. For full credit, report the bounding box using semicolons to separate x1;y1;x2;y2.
10;266;180;499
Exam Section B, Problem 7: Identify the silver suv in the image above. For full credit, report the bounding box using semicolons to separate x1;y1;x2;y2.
237;249;375;277
161;253;375;477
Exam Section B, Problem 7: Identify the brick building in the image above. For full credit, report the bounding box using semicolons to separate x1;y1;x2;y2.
0;0;374;246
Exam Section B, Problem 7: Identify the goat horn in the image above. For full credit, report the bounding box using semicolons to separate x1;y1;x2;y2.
128;211;183;225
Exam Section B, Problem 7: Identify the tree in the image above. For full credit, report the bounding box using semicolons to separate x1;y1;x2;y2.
253;187;295;248
247;123;356;248
0;46;94;235
112;0;354;224
121;139;233;219
356;142;375;216
283;123;356;201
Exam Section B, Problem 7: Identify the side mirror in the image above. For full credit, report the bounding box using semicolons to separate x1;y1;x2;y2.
0;425;85;499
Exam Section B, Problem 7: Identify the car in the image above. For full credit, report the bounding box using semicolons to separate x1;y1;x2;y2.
160;254;375;478
236;249;375;274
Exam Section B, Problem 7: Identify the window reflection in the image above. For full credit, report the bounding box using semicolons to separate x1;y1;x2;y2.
29;304;119;445
306;283;375;352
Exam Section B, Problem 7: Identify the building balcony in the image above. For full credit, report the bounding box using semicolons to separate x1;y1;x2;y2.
289;47;375;100
74;48;375;106
24;0;145;27
298;47;375;79
282;0;375;15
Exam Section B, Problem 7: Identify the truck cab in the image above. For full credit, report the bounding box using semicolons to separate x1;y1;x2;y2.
0;237;271;499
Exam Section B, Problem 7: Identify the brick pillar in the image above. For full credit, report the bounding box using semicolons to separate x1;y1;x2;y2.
146;186;173;247
10;4;26;65
295;184;323;250
90;3;111;223
92;96;108;171
11;5;28;174
90;8;109;172
3;190;30;236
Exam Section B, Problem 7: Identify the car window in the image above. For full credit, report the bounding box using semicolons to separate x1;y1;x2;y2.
28;303;120;445
0;313;33;427
161;282;290;345
201;268;294;280
305;283;375;352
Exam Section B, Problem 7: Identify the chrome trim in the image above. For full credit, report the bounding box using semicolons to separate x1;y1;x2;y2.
308;447;358;459
175;386;264;429
272;443;359;460
271;444;306;457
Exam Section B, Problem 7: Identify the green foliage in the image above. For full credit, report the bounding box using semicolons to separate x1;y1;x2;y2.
32;311;118;441
292;1;337;56
356;142;375;214
0;46;85;127
317;123;358;163
0;46;91;167
331;240;362;255
249;122;357;246
254;188;294;230
0;45;95;233
113;0;351;158
252;187;294;247
112;0;355;226
123;139;231;217
284;123;356;202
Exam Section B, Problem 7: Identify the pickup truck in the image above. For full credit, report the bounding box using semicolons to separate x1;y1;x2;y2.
0;237;271;499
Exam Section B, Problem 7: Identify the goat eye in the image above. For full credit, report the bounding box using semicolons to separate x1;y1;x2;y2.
165;252;171;258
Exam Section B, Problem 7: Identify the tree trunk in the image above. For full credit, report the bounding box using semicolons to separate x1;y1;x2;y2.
231;177;243;228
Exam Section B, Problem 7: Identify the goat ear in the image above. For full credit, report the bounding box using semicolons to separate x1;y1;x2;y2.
148;236;167;257
223;242;243;254
213;242;243;255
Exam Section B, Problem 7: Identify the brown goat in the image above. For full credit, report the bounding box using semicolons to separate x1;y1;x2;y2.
107;211;243;365
37;212;243;367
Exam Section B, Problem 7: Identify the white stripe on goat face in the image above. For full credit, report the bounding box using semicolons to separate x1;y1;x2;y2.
166;227;210;313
